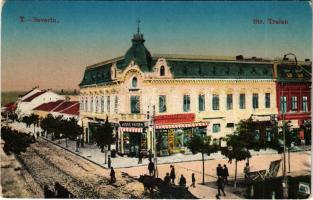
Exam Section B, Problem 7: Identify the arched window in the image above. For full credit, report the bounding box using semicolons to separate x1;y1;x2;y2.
132;77;138;88
160;66;165;76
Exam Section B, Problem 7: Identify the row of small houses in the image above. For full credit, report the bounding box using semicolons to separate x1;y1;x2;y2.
2;87;79;121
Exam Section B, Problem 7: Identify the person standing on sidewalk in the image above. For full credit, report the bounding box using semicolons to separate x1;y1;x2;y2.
148;160;155;176
138;150;142;164
244;162;250;181
170;165;176;184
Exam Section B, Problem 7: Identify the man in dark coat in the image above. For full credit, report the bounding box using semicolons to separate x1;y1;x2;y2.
216;164;223;177
179;174;186;187
217;176;226;197
222;164;229;184
164;172;171;185
138;150;143;164
148;161;155;176
170;165;176;184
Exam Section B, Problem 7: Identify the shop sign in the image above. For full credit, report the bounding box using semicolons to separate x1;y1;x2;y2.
119;121;145;128
155;113;195;124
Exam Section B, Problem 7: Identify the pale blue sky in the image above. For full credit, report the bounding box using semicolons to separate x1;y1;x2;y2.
2;1;312;91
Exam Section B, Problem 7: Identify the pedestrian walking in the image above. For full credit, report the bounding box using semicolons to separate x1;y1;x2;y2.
108;155;111;169
148;160;155;176
170;165;176;184
216;164;223;177
217;176;226;197
138;150;142;164
110;167;116;183
164;172;171;185
222;164;229;184
190;173;196;188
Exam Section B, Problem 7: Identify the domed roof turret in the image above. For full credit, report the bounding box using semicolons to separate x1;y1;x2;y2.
124;22;152;72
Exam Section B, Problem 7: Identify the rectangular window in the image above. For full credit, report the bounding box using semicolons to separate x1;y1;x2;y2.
239;94;245;109
302;96;308;112
183;95;190;112
212;94;220;110
280;96;287;113
198;94;205;112
131;96;140;113
227;94;233;110
291;96;298;111
80;98;83;111
212;124;221;133
253;93;259;109
85;98;88;112
101;96;104;113
114;96;118;114
107;96;110;113
159;95;167;113
95;97;98;113
265;93;271;108
90;97;93;112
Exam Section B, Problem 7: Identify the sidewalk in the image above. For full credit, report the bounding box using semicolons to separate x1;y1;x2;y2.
6;121;300;169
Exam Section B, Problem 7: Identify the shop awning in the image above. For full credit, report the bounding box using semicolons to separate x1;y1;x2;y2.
119;127;143;133
155;122;209;129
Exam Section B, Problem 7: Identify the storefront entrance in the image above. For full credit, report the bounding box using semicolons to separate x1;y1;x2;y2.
156;126;207;156
123;132;140;157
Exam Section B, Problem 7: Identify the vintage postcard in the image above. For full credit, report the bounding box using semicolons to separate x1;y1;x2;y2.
1;1;311;199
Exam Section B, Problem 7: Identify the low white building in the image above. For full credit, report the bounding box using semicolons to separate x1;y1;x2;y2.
16;90;64;117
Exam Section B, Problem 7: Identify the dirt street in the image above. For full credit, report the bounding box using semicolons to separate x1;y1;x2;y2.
2;137;148;198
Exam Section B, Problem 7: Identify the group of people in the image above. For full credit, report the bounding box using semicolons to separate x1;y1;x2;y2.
216;164;229;198
162;165;196;188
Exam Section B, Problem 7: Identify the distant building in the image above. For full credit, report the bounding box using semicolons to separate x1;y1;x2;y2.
275;57;311;140
16;90;64;117
33;100;79;119
79;29;280;156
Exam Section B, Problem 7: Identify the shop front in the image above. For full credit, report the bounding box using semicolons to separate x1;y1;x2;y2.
154;113;208;156
119;121;147;157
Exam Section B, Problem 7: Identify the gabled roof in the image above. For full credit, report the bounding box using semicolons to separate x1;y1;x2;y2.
22;91;46;102
60;102;79;116
33;100;64;112
52;101;77;112
19;87;39;98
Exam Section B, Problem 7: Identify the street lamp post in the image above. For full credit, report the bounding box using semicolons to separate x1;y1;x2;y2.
147;105;158;178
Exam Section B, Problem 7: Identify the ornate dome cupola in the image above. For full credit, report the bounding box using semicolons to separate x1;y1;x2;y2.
124;20;152;72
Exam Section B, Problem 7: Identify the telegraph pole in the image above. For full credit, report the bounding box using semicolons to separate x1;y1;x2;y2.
152;105;158;178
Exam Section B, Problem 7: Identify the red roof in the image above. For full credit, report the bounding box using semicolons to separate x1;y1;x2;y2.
60;102;79;116
53;101;77;112
4;102;17;112
33;100;64;112
22;91;46;102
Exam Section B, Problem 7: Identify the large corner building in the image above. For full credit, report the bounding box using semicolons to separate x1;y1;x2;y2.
79;29;311;156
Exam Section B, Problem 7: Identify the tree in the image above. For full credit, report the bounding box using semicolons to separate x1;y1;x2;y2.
29;113;39;135
187;134;218;184
93;117;114;163
221;134;251;189
61;117;82;147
